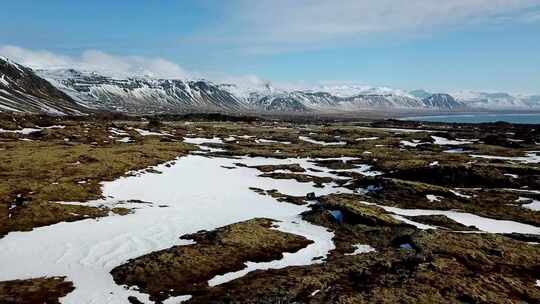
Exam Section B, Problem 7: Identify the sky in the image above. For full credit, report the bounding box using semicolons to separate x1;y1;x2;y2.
0;0;539;94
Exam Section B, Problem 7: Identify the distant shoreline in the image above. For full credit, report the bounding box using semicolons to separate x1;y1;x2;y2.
398;112;540;124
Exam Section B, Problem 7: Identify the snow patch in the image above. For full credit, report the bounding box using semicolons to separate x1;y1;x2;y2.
431;136;473;146
299;136;346;146
449;190;471;199
0;125;64;135
471;152;540;164
426;195;442;202
363;202;540;234
255;138;291;145
345;244;376;256
183;137;224;145
518;197;540;211
133;128;169;136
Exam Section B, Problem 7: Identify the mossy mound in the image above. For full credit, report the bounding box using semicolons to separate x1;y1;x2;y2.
0;277;74;304
111;218;313;301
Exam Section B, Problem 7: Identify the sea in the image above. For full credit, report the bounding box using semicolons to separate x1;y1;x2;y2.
400;113;540;124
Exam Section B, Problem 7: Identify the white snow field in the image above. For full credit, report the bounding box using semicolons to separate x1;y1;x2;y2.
0;125;65;134
0;151;358;304
298;136;346;146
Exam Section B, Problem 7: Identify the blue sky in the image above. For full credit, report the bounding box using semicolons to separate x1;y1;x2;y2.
1;0;539;94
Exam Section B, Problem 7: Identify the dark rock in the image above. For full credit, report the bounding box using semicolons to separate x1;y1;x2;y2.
127;296;144;304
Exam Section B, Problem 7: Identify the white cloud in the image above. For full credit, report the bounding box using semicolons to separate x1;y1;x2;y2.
0;45;189;79
0;45;290;89
190;0;540;53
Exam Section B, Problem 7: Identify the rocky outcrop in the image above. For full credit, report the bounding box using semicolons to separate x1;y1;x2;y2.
318;194;403;226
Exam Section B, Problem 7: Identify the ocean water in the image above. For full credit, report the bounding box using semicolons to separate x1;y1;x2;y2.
400;113;540;124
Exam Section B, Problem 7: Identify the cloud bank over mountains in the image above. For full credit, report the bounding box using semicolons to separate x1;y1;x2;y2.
0;45;189;79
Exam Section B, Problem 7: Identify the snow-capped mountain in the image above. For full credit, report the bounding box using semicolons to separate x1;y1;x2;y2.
451;91;534;110
239;85;450;112
0;57;87;115
37;68;463;113
39;69;248;114
524;95;540;107
422;94;464;110
1;58;539;115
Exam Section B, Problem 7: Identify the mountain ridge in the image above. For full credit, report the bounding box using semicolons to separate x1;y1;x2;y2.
0;57;88;115
1;58;539;115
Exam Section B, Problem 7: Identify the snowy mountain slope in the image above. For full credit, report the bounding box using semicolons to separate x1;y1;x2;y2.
1;58;538;114
0;57;87;115
40;67;540;113
34;68;473;113
244;87;444;112
39;69;248;114
422;94;465;110
306;84;415;98
452;91;538;110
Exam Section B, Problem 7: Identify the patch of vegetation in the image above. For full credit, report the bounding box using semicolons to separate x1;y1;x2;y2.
0;117;193;237
0;277;74;304
111;218;313;302
185;231;540;304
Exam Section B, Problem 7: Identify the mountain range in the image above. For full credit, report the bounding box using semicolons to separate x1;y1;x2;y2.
1;57;539;115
